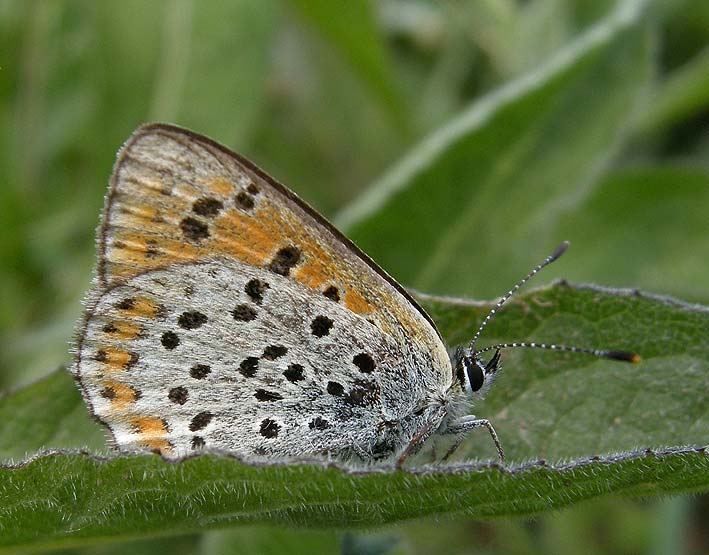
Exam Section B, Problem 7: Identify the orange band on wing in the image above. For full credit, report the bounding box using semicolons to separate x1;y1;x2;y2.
114;295;164;319
102;320;143;340
94;347;138;372
101;379;140;410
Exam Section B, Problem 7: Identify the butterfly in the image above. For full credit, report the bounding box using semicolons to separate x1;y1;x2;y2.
72;124;639;465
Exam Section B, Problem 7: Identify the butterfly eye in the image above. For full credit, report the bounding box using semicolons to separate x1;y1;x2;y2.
464;356;485;393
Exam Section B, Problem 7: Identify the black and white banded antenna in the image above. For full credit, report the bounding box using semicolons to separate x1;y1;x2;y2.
466;241;641;367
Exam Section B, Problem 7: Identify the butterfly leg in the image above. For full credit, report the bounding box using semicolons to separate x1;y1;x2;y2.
395;418;439;469
441;434;466;462
445;416;505;464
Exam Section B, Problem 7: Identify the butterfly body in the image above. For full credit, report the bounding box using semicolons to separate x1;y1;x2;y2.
74;124;461;462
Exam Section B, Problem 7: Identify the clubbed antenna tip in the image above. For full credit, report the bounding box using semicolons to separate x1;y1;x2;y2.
476;342;642;365
550;240;570;262
603;350;642;363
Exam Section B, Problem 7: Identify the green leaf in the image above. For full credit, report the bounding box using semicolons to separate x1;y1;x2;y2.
150;0;277;147
0;283;706;550
0;448;705;551
285;0;405;128
635;46;709;137
0;370;105;461
336;0;653;298
202;527;341;555
549;166;709;301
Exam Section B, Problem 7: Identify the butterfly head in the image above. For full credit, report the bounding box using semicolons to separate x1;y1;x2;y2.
455;346;501;398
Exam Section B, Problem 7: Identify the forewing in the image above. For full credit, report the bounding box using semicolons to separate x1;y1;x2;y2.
97;125;444;348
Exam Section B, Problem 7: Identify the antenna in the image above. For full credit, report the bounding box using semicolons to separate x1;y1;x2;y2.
466;241;641;364
468;241;569;353
475;342;641;363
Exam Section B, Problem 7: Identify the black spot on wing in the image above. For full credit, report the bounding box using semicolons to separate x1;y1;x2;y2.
260;418;279;438
345;379;379;407
262;345;287;360
235;191;255;210
178;310;207;329
233;304;257;321
100;387;115;400
239;357;259;377
192;197;223;217
180;216;210;241
168;386;188;405
310;315;334;337
245;278;269;304
189;411;213;431
353;353;375;373
309;417;330;430
190;364;211;379
327;381;344;396
323;286;340;302
254;389;283;402
268;246;301;276
116;297;135;310
283;364;304;382
161;331;179;349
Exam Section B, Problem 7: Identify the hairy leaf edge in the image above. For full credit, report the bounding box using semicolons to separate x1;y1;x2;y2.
1;445;706;477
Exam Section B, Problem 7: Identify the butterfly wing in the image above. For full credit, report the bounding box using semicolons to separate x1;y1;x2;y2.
74;124;452;459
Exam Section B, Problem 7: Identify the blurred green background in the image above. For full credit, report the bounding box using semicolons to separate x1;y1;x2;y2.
1;0;707;553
